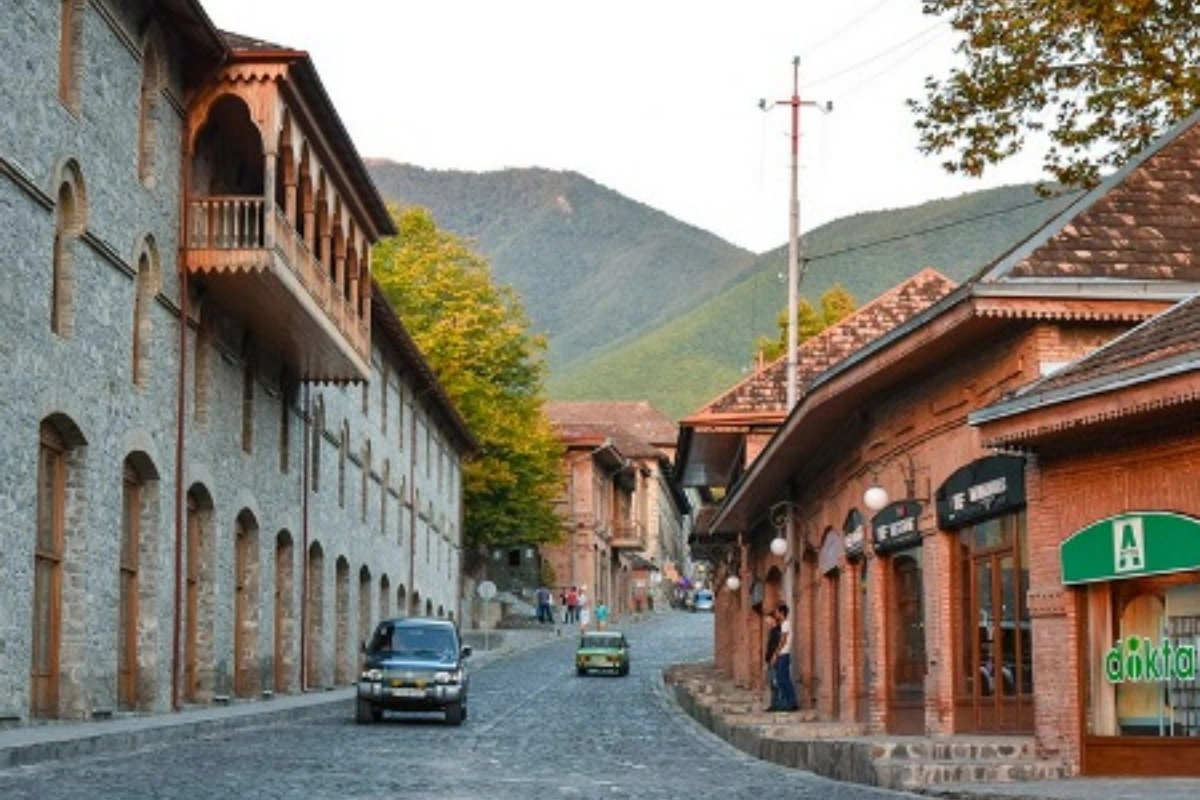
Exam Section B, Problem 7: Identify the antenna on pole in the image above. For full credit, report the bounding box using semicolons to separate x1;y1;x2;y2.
760;57;832;412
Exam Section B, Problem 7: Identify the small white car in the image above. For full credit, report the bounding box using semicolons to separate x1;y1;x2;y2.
693;589;715;612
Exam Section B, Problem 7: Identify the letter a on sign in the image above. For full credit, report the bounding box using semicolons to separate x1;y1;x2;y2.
1114;518;1145;574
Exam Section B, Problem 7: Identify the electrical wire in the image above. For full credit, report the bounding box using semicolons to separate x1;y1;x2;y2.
802;190;1083;264
800;0;894;59
806;21;948;89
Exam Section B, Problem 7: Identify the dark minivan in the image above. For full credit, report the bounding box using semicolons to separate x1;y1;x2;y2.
356;618;471;725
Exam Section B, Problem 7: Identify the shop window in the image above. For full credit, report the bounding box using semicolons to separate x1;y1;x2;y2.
1086;578;1200;737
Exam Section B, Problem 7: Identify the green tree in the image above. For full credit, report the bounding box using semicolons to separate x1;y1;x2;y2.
910;0;1200;188
753;285;857;363
373;207;563;552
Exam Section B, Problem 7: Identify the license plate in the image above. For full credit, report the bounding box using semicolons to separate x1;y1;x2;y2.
392;687;425;698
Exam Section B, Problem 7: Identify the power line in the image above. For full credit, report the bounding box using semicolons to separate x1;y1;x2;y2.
807;21;948;89
800;0;894;59
802;190;1082;264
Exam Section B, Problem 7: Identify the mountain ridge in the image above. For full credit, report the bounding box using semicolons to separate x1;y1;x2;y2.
366;160;1079;418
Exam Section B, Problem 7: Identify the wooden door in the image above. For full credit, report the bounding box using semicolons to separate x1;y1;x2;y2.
31;428;65;718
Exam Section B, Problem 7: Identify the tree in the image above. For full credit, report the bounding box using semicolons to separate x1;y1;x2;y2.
373;206;563;552
753;285;857;363
910;0;1200;189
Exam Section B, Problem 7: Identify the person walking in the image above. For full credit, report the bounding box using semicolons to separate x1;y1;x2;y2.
535;585;552;624
595;599;609;630
763;607;782;712
577;585;591;631
772;604;800;712
565;586;579;624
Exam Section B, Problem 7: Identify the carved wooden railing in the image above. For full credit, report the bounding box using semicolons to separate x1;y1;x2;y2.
186;197;368;362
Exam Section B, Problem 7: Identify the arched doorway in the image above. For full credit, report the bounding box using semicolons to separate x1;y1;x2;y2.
335;557;351;684
234;510;260;698
274;530;295;694
119;451;160;711
184;483;215;704
305;542;324;690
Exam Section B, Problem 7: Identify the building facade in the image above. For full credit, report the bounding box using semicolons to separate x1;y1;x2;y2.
542;402;689;617
1;0;472;723
686;109;1200;777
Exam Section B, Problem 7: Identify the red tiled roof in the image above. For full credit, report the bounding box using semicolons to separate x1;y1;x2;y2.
693;268;958;417
1006;123;1200;281
545;401;677;458
1017;293;1200;397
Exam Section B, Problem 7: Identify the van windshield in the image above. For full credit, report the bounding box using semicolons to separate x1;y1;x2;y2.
370;625;456;658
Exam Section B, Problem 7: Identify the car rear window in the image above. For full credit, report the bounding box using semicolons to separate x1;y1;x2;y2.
580;635;623;649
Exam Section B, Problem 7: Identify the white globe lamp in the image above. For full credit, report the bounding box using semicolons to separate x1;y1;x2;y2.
863;485;890;512
769;535;788;557
725;574;741;592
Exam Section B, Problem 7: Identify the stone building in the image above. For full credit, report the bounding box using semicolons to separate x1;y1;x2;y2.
541;402;689;617
686;108;1200;778
0;0;473;723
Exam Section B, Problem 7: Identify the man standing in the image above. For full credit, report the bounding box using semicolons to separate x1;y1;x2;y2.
535;585;552;624
763;607;782;712
772;604;800;712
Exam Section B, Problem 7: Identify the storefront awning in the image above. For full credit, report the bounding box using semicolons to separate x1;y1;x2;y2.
1061;512;1200;585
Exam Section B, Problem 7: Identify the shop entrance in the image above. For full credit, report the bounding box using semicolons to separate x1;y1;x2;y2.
956;514;1033;733
888;548;925;734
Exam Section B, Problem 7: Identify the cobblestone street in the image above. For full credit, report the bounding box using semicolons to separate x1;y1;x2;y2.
0;612;913;800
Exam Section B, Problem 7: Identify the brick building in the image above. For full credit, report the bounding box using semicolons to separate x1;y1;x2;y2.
541;402;689;618
685;109;1200;776
1;0;473;723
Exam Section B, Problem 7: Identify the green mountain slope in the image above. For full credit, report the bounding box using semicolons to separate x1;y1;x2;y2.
551;184;1081;417
366;161;758;372
365;160;1079;419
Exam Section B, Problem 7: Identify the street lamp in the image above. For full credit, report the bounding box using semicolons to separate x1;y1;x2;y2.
863;451;924;511
768;500;796;557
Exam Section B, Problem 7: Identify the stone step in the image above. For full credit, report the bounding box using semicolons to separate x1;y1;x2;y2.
874;756;1068;791
872;737;1039;762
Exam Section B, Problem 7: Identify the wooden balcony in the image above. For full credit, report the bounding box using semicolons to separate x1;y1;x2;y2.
185;197;370;382
610;523;645;551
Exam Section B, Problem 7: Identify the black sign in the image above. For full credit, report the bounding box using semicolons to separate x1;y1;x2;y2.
871;501;923;555
935;455;1026;529
843;508;865;561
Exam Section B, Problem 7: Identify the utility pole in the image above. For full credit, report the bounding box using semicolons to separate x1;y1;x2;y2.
760;59;831;695
760;56;831;412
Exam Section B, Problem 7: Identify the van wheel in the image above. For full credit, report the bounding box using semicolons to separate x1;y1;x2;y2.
445;702;464;726
356;699;376;724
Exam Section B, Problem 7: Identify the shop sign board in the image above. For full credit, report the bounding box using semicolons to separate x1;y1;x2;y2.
1061;512;1200;585
843;508;865;561
936;454;1026;529
871;500;923;555
1104;636;1197;684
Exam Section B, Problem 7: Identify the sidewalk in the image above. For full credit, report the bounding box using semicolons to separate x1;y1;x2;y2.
664;661;1200;800
0;626;560;771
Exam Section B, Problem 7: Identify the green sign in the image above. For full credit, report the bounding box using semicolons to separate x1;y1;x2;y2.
1104;636;1197;683
1061;512;1200;585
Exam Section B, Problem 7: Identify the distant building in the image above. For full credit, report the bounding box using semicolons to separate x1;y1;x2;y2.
0;0;473;723
540;402;689;617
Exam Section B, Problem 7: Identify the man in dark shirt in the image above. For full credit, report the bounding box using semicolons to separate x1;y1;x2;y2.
763;607;782;711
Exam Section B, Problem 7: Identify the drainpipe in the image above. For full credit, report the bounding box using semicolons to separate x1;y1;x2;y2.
408;392;418;616
172;131;192;713
299;383;311;690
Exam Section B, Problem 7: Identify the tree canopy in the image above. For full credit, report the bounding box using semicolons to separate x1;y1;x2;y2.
373;206;563;553
910;0;1200;188
753;285;856;363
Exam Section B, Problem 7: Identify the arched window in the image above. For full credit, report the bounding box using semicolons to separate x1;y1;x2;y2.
52;161;86;337
58;0;84;115
137;27;166;187
131;238;160;387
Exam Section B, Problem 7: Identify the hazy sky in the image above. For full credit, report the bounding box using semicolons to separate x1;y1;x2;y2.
199;0;1046;254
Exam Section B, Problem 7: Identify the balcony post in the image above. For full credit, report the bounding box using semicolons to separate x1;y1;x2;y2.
263;152;277;249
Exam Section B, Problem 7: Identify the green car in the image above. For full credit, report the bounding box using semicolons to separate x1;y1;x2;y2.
576;631;630;676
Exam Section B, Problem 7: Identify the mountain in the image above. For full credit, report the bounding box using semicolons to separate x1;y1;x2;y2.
366;160;1079;419
366;161;758;373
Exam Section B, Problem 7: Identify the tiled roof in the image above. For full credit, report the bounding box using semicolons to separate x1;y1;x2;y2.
1015;293;1200;397
221;31;291;51
695;268;958;417
545;401;677;458
1003;122;1200;281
